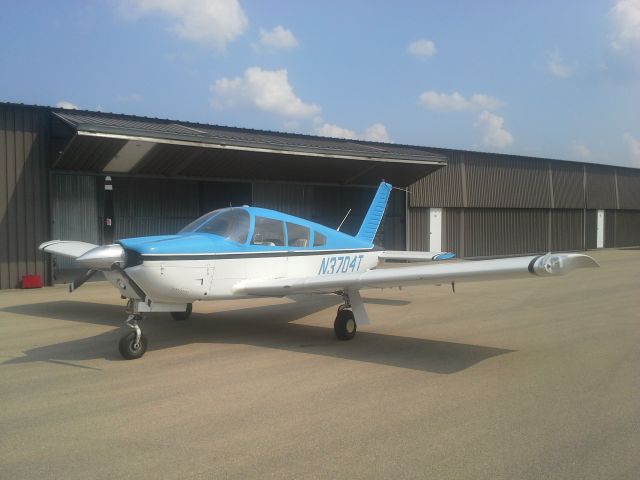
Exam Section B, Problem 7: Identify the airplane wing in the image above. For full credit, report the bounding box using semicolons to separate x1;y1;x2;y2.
378;250;455;262
232;253;598;297
39;240;99;259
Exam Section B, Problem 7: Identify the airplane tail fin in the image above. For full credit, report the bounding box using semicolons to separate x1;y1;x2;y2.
356;181;392;244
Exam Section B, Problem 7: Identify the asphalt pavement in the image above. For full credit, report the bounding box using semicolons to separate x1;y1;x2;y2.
0;249;638;479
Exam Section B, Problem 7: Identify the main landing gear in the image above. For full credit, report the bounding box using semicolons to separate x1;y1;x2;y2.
334;294;357;340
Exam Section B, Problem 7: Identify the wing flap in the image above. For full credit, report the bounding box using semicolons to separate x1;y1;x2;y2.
233;253;598;297
39;240;99;260
379;250;455;262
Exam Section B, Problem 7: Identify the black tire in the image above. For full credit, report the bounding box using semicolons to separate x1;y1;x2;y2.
118;331;148;360
171;303;192;321
334;309;357;340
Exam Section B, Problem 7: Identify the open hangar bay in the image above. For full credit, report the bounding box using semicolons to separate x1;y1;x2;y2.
0;249;638;479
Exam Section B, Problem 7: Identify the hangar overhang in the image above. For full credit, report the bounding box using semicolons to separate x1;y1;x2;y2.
51;111;447;187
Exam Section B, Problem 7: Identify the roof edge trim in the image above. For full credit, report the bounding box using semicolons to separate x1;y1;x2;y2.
76;130;446;165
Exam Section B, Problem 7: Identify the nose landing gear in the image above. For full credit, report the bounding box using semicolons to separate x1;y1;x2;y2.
119;313;147;360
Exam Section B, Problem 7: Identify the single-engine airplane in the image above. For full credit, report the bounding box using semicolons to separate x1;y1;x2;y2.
40;181;598;360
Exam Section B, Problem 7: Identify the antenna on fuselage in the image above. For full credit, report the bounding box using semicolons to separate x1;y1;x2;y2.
337;209;352;232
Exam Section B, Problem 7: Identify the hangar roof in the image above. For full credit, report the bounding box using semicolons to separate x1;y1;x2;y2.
52;109;446;187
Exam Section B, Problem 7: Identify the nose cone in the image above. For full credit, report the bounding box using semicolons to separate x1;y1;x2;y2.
76;244;126;270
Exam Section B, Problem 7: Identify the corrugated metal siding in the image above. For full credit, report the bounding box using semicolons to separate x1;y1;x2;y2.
112;177;200;239
585;210;597;249
605;210;616;247
442;208;463;257
551;161;584;208
379;189;406;250
407;207;430;251
0;105;50;289
252;183;313;219
410;151;464;207
463;209;548;257
612;210;640;247
550;209;584;251
587;165;617;209
616;168;640;210
465;155;551;208
51;175;100;271
200;181;251;213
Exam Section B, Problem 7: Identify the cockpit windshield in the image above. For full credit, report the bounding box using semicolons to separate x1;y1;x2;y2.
179;208;250;243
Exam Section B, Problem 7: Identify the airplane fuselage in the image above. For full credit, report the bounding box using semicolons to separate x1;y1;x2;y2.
105;248;381;303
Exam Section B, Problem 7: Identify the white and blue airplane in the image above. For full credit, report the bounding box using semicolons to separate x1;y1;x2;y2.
40;181;598;360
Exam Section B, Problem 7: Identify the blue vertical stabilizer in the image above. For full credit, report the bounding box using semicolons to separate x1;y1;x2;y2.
356;182;392;244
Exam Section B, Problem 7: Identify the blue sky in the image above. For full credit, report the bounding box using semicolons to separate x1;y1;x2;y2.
1;0;639;167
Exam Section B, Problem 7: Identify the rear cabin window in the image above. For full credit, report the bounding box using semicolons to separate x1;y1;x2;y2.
286;222;310;247
252;217;285;246
313;232;326;247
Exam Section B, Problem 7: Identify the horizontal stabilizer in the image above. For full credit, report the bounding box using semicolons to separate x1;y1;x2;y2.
39;240;99;260
379;251;455;262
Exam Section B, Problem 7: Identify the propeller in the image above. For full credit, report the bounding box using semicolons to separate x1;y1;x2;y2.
69;269;97;293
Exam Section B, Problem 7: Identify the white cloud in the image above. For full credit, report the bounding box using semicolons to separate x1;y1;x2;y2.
419;91;504;111
259;26;298;51
547;51;572;78
315;122;391;143
56;100;78;109
407;39;437;58
624;133;640;166
362;123;391;142
475;111;514;148
609;0;640;52
120;0;248;50
315;123;357;140
211;67;321;118
573;143;592;159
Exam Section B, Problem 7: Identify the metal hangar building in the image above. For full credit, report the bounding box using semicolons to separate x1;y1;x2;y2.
1;102;639;290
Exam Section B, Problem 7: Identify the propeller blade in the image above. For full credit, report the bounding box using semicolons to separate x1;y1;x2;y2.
69;269;97;293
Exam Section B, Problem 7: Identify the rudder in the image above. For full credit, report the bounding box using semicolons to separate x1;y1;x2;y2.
355;181;392;244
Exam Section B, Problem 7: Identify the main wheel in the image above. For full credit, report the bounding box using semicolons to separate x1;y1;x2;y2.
118;331;148;360
171;303;192;321
334;309;357;340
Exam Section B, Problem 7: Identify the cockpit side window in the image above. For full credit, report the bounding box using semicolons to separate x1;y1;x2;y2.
252;217;285;246
286;222;310;248
313;231;326;247
180;208;250;243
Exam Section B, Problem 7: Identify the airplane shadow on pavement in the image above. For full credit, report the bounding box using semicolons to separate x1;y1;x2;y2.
2;297;513;373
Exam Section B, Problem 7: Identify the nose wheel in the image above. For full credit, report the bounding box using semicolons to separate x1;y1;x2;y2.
334;307;357;340
119;313;147;360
